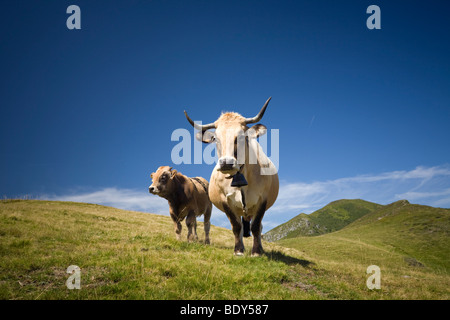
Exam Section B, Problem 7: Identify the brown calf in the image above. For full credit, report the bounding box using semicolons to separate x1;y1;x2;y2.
149;166;212;244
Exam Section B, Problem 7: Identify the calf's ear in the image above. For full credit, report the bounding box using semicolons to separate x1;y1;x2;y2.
170;168;177;178
247;124;267;139
195;131;216;144
150;172;154;179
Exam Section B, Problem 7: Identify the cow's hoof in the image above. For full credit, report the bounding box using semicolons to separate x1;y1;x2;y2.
234;251;244;257
204;239;210;245
251;253;262;257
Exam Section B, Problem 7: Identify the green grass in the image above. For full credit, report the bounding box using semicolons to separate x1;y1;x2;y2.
278;200;450;299
0;200;318;300
1;199;448;300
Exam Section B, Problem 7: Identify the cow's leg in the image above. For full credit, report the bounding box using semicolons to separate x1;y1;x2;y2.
224;204;244;255
250;201;267;257
242;216;251;237
186;210;198;242
203;205;212;245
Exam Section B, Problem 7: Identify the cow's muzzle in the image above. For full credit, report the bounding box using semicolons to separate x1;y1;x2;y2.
218;157;239;173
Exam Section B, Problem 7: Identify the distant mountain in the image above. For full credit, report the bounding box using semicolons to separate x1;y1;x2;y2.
278;200;450;277
264;199;382;242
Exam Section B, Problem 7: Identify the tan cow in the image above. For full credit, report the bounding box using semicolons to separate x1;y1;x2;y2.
184;97;279;256
149;166;212;244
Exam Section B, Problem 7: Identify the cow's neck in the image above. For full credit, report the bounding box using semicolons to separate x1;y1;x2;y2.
229;164;248;187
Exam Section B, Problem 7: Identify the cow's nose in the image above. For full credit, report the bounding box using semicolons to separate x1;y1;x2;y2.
218;157;237;171
149;186;155;193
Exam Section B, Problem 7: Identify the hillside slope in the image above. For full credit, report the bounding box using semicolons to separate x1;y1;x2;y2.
0;200;317;300
264;199;382;241
1;200;448;300
278;200;450;299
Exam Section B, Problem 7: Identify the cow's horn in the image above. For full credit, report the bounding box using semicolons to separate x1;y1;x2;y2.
184;110;216;131
244;97;272;124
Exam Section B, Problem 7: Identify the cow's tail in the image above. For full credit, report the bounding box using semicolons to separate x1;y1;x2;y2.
242;217;251;237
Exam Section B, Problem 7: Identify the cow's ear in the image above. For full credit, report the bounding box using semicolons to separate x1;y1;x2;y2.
150;172;154;179
170;168;177;178
247;124;267;139
195;131;216;144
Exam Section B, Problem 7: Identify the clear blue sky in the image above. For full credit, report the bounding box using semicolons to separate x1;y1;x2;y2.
1;1;449;230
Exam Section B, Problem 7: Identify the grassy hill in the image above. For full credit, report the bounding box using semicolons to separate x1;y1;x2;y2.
0;200;317;300
278;200;450;299
0;199;448;300
264;199;382;241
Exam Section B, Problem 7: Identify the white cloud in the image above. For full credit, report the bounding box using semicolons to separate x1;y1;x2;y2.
39;165;450;232
394;188;450;207
268;165;450;228
42;187;168;215
395;188;450;200
41;187;231;229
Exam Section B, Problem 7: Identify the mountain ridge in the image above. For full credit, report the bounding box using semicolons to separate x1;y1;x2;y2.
278;199;450;277
264;199;382;242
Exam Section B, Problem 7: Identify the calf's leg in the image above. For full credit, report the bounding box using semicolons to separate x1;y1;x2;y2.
169;208;182;241
203;205;212;245
186;211;198;242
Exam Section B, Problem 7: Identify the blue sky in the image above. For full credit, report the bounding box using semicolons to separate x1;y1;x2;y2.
1;1;449;231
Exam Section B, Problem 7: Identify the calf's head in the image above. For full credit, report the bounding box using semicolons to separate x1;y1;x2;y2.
149;166;177;196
